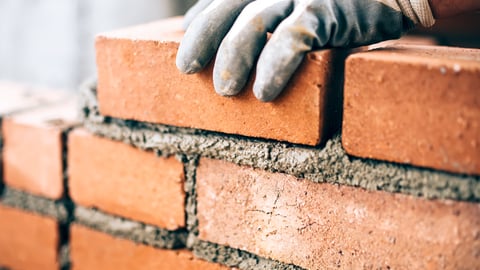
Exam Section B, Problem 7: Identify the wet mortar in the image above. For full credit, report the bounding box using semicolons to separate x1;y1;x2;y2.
0;187;69;222
73;206;187;249
81;81;480;202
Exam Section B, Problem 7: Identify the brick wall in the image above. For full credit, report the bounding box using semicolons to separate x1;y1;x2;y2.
0;82;74;270
1;16;479;270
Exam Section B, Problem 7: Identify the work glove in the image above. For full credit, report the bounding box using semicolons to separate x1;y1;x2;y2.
176;0;435;102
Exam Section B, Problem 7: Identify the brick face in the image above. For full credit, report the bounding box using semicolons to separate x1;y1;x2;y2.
3;122;63;198
70;224;228;270
68;128;186;230
2;101;77;199
0;81;72;194
343;45;480;175
95;17;343;146
196;158;480;270
0;205;59;270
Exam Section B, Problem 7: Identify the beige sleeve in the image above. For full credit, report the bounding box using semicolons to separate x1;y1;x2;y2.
376;0;436;27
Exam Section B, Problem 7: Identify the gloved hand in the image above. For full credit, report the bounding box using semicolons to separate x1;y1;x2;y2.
176;0;435;102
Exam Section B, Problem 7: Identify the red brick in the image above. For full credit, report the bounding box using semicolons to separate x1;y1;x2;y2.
70;224;228;270
2;101;78;199
0;81;73;198
196;158;480;270
96;17;343;146
343;45;480;175
68;129;185;230
0;204;60;270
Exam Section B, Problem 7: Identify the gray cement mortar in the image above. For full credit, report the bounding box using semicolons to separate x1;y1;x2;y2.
0;187;69;222
59;244;70;270
179;154;200;248
81;82;480;202
74;206;187;249
194;240;305;270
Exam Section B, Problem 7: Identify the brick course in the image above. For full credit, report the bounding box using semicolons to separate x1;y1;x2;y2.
70;224;228;270
81;84;480;202
0;205;60;270
343;45;480;175
95;17;344;146
68;128;186;230
196;158;480;269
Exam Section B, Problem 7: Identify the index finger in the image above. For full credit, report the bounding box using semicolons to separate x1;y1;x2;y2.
176;0;255;74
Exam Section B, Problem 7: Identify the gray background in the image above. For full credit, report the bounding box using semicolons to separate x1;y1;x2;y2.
0;0;195;90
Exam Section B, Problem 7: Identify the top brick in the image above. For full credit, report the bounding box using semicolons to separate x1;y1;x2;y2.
343;45;480;175
95;17;345;146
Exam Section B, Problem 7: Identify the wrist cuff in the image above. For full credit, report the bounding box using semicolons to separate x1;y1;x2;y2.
398;0;436;27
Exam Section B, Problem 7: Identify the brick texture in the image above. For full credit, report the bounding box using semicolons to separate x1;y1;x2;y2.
70;224;228;270
0;81;71;187
343;45;480;175
68;129;185;230
196;158;480;270
0;204;60;270
2;101;78;199
96;17;344;146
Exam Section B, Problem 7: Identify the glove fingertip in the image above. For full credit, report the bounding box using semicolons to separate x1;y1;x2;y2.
176;56;203;74
253;82;280;102
214;76;243;97
215;85;240;97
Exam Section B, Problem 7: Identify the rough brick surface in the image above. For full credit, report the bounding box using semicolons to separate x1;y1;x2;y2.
68;128;185;230
96;17;345;146
70;224;228;270
196;158;480;270
0;204;60;270
343;45;480;175
0;81;71;187
2;101;78;199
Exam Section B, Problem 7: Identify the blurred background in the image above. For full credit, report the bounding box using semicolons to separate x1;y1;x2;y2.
0;0;195;91
0;1;478;92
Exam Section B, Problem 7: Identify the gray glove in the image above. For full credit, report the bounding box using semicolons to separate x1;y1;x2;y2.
177;0;435;102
